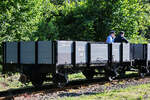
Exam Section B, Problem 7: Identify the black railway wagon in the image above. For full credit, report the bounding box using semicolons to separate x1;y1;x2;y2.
147;44;150;65
86;43;108;79
90;43;108;64
3;42;18;72
2;40;150;87
108;43;150;78
106;43;131;79
2;41;91;86
109;43;131;64
74;41;88;66
130;44;150;77
56;41;73;66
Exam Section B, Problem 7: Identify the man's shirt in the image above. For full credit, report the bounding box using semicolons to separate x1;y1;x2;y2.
114;35;128;43
106;35;114;43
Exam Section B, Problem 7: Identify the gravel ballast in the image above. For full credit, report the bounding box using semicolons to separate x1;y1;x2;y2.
14;76;150;100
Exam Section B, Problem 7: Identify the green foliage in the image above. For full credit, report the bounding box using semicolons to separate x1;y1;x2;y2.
129;34;148;44
0;0;43;42
32;1;60;41
0;0;149;42
52;0;150;41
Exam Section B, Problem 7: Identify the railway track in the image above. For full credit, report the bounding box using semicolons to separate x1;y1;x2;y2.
0;73;148;100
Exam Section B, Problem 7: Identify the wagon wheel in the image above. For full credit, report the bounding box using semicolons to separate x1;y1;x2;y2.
139;72;145;78
19;73;30;84
31;79;43;87
30;73;44;87
116;66;126;78
104;70;116;81
104;67;117;81
138;66;148;78
82;69;95;80
111;64;127;78
138;68;146;78
52;73;68;88
118;70;126;77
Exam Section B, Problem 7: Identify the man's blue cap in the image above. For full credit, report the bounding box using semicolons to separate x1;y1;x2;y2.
120;31;125;34
110;31;115;34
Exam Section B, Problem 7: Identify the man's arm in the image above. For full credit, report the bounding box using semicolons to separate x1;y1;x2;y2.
106;36;113;43
122;37;129;43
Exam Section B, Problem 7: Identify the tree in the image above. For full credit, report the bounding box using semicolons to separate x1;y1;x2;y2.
0;0;43;42
53;0;150;41
0;0;149;43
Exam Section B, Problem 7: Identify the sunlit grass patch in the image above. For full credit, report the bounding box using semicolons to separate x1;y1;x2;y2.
126;71;138;75
69;73;85;81
0;72;86;91
0;73;32;91
61;83;150;100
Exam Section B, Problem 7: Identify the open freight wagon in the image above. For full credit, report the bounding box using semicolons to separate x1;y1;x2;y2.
2;40;150;87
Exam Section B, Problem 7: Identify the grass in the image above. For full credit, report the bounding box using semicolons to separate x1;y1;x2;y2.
0;71;139;91
69;72;85;80
61;83;150;100
126;71;138;75
0;72;85;91
68;71;138;81
0;73;32;91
